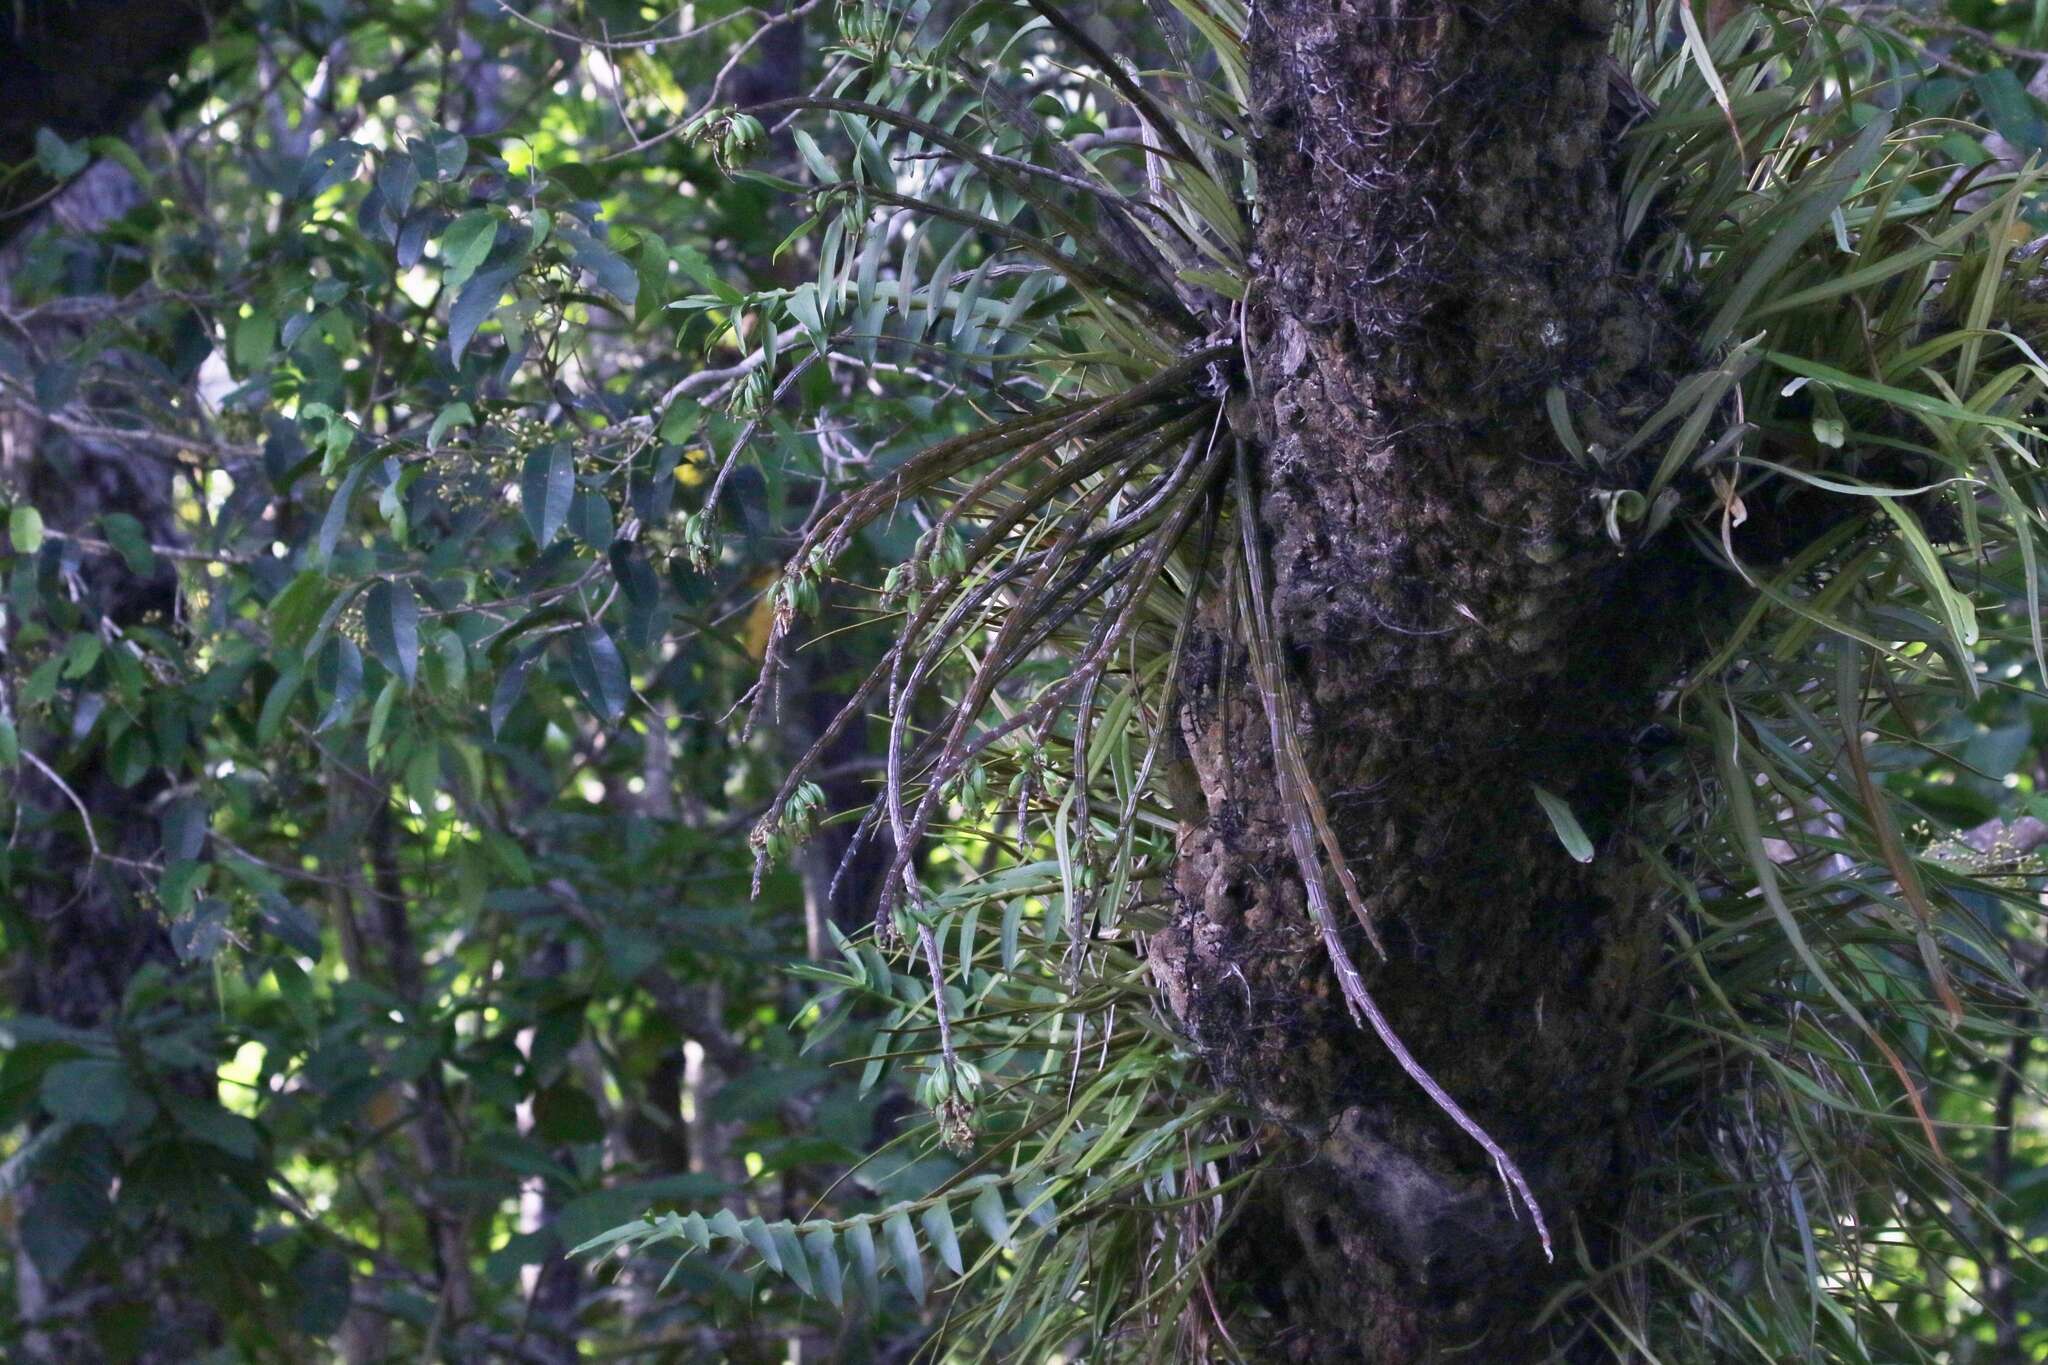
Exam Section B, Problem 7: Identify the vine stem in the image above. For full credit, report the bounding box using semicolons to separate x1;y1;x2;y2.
917;919;961;1083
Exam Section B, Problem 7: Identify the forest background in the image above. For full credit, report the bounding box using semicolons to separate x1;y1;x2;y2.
3;0;2048;1360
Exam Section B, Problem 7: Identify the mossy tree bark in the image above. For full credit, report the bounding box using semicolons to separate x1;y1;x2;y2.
1152;0;1708;1358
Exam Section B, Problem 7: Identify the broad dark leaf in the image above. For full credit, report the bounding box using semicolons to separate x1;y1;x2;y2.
365;579;420;687
568;623;628;721
521;445;575;547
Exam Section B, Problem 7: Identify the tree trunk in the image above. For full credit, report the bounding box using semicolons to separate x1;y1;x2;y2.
2;164;221;1361
0;1;224;247
1152;1;1705;1358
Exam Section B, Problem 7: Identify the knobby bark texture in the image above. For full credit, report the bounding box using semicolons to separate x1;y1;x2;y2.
1152;0;1710;1359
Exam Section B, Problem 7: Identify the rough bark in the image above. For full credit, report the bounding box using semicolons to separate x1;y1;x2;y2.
1151;0;1706;1358
4;432;212;1365
0;1;225;247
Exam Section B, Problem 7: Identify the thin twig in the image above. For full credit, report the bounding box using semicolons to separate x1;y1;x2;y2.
44;527;258;566
18;751;155;873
